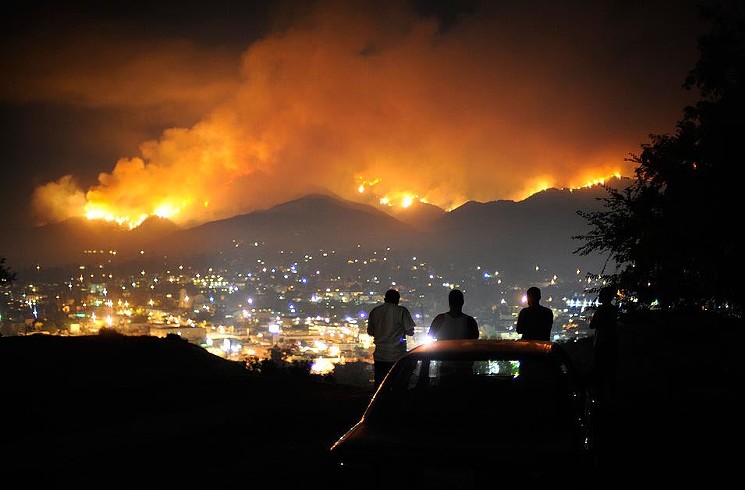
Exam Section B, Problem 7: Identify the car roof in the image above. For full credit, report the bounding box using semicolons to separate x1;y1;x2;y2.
406;338;559;358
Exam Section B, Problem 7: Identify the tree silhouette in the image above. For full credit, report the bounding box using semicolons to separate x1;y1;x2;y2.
1;257;16;332
0;256;15;287
574;3;743;317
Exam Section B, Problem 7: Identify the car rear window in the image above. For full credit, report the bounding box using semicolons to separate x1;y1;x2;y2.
369;355;575;428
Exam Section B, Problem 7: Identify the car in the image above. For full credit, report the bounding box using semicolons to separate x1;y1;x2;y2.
328;339;597;489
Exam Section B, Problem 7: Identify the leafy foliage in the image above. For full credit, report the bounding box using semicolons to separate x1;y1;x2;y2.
575;4;744;316
332;360;375;387
244;347;315;378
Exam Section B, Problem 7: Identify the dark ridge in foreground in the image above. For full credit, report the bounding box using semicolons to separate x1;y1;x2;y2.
1;310;742;488
0;333;373;488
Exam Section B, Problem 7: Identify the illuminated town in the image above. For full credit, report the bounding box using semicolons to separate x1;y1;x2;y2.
0;243;607;385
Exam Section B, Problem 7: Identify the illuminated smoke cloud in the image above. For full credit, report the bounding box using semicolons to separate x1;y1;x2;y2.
31;2;649;228
32;176;88;225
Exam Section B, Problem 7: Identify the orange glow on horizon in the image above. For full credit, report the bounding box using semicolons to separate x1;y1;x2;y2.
84;200;182;229
507;171;623;202
75;171;626;229
153;203;180;219
581;172;622;187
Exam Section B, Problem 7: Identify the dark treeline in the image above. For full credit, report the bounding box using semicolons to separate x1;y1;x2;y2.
574;2;744;318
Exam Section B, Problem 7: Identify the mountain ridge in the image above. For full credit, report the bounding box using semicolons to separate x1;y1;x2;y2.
1;179;631;277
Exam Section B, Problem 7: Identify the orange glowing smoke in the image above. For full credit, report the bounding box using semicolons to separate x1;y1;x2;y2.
29;2;636;229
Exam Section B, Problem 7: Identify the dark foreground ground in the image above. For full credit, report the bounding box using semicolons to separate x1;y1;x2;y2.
1;311;742;489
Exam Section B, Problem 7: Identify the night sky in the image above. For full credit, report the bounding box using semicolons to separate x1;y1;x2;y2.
0;0;719;232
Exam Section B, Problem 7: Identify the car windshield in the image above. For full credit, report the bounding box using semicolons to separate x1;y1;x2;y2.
366;354;577;429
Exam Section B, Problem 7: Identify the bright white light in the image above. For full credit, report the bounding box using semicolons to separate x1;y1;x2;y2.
311;358;335;375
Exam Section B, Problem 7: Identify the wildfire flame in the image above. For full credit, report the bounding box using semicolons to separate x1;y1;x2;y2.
27;2;638;230
71;170;623;229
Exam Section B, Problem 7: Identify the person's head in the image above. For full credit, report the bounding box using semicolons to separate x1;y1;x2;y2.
448;289;464;312
598;286;616;304
384;289;400;304
526;287;541;306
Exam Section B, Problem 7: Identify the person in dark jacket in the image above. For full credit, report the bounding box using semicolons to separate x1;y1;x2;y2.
590;286;619;405
428;289;479;340
516;286;553;340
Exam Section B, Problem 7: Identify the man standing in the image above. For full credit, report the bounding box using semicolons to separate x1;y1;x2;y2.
516;286;553;340
589;286;619;406
428;289;479;340
367;289;416;389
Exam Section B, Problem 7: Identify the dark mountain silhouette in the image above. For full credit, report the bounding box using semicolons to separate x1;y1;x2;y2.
417;182;624;278
143;192;422;261
2;179;632;278
134;215;182;237
1;215;182;267
384;200;448;230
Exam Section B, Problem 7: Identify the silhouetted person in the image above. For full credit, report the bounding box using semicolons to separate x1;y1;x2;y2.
590;286;619;408
516;286;553;340
428;289;479;340
367;288;416;389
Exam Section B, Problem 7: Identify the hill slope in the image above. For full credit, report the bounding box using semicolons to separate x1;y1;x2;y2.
2;310;742;487
0;333;372;487
1;181;628;277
